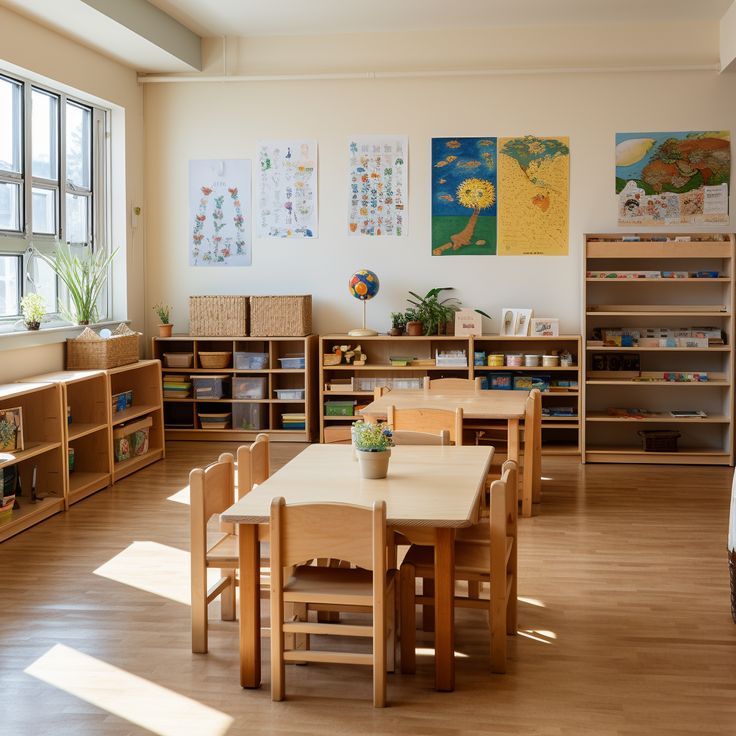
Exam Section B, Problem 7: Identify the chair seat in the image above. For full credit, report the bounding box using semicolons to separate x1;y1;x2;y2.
456;523;490;542
402;539;511;579
206;532;270;569
284;565;394;606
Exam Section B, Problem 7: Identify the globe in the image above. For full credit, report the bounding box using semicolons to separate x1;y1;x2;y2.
349;269;380;301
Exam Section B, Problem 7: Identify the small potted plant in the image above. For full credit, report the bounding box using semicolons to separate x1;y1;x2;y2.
353;420;394;479
153;303;173;337
389;312;406;336
20;293;46;330
404;307;423;337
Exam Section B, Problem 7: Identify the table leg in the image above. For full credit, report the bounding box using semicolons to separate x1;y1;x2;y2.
434;527;455;692
521;418;534;518
239;523;261;688
507;417;520;465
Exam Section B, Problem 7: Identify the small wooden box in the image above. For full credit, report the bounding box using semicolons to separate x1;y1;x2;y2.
250;295;312;337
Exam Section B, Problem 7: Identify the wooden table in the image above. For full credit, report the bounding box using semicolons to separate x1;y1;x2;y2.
221;443;493;692
360;389;536;516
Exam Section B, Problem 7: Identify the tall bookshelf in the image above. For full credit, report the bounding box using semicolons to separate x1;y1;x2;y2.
583;233;735;465
152;335;317;442
318;334;582;455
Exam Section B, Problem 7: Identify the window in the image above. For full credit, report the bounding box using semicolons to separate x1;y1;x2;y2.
0;70;110;323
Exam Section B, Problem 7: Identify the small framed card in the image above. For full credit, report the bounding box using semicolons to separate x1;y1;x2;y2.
531;317;559;337
454;308;483;336
515;309;533;336
501;308;518;336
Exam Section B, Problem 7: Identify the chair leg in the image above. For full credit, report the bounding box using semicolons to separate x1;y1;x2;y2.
422;578;435;632
386;581;396;674
468;580;480;599
399;563;416;674
191;567;208;654
220;569;236;621
374;591;387;707
490;591;507;674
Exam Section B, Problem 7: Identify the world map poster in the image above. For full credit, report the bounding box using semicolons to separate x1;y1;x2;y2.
616;131;731;226
497;136;570;256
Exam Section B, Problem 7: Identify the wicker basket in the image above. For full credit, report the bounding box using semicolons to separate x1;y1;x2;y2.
66;326;139;370
189;296;248;337
637;429;680;452
199;351;232;369
250;295;312;337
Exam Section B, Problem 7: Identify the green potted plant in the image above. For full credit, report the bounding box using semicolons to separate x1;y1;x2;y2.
153;303;173;337
20;293;46;330
407;288;492;336
389;312;406;336
352;420;394;479
404;307;423;336
37;243;118;325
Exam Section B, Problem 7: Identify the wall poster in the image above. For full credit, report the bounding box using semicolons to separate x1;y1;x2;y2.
189;159;252;266
257;140;318;238
431;137;497;256
616;131;730;226
348;136;407;236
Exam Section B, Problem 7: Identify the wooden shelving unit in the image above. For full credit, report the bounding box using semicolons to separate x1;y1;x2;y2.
152;336;317;443
318;334;582;455
583;233;735;465
108;360;165;482
0;382;66;542
17;370;112;507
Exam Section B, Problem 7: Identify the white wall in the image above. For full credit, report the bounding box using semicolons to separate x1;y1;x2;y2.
144;65;736;337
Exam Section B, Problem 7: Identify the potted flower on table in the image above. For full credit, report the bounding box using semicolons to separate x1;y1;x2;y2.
352;420;394;479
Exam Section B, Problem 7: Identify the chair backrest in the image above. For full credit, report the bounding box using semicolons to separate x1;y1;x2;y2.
323;426;352;445
190;453;235;561
374;386;392;399
270;498;386;575
490;460;518;568
236;433;270;499
423;376;483;391
392;429;450;446
387;406;463;445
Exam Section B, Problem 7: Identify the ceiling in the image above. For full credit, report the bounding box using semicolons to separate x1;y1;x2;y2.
149;0;734;37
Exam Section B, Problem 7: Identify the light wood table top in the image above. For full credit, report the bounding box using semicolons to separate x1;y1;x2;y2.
221;444;493;527
359;389;528;420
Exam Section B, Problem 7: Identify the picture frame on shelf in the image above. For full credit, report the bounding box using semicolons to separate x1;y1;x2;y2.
501;308;518;336
531;317;559;337
454;308;483;337
0;407;24;453
515;309;533;336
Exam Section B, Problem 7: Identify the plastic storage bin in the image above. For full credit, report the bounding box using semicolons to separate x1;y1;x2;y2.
113;416;152;463
278;355;306;369
325;400;357;416
234;352;269;369
192;375;229;399
163;353;194;368
233;376;267;399
233;403;268;430
274;388;305;400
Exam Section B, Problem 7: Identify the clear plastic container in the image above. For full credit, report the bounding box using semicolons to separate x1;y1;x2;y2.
192;375;229;399
233;376;267;399
232;403;268;430
234;352;269;369
278;355;306;369
274;389;305;400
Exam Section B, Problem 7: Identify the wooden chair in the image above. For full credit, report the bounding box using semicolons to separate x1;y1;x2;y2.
323;426;352;444
387;406;463;445
236;432;270;498
392;429;450;446
190;453;238;653
399;460;518;674
270;497;396;707
423;376;482;391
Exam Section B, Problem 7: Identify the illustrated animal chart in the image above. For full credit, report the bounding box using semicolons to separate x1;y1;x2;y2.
616;131;731;226
189;159;252;266
431;137;497;256
348;136;407;236
257;140;318;238
497;136;570;256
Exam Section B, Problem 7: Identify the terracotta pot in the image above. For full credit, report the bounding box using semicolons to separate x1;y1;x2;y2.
389;327;403;336
356;448;390;479
158;323;174;337
406;320;423;337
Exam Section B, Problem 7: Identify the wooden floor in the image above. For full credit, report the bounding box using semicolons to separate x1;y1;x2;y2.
1;442;735;735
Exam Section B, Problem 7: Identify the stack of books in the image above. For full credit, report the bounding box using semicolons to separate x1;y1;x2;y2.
163;375;192;399
282;412;306;430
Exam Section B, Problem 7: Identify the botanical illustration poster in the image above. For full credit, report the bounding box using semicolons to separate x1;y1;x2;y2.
616;131;730;226
431;137;497;256
348;136;407;236
257;140;318;238
497;136;570;256
189;159;252;266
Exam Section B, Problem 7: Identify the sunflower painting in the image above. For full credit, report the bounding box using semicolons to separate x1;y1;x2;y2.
431;137;497;256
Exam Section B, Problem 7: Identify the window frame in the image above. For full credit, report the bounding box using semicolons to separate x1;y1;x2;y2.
0;68;111;325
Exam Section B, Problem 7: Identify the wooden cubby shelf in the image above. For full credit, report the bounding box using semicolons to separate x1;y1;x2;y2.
152;335;317;443
318;334;582;456
583;232;735;465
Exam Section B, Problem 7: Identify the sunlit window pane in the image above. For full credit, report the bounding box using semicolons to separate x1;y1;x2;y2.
27;254;57;312
65;192;89;243
0;76;22;174
0;181;20;231
0;255;20;317
32;89;59;180
32;186;56;234
66;102;91;189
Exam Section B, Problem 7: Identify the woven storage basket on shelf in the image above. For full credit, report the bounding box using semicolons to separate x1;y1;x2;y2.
249;295;312;337
66;325;139;370
189;296;248;336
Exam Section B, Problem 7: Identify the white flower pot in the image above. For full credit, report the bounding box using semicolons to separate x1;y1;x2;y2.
356;448;391;479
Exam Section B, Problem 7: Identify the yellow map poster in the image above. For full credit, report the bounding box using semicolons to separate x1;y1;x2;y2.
497;136;569;256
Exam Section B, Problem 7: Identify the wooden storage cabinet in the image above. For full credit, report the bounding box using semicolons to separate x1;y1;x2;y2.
0;383;66;542
152;335;317;442
583;233;735;465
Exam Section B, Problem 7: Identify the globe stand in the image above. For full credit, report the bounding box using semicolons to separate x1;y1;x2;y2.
348;300;378;337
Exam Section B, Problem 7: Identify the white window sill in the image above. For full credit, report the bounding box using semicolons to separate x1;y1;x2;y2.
0;320;129;351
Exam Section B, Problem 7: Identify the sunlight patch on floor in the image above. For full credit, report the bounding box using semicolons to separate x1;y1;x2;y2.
167;485;190;505
415;647;469;658
518;629;556;644
26;644;233;736
93;541;218;605
518;596;546;607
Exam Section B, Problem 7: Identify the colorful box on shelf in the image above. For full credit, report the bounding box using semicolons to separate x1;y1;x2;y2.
113;416;152;463
513;375;550;392
489;373;513;390
111;390;133;414
325;400;356;416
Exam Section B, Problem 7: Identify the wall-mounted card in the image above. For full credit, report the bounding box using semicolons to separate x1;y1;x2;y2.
515;309;533;336
531;317;559;337
454;308;483;336
501;308;517;336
